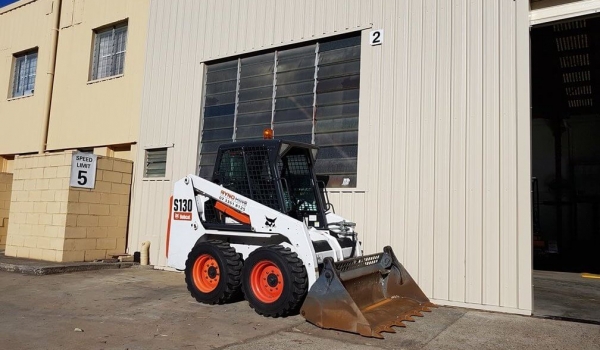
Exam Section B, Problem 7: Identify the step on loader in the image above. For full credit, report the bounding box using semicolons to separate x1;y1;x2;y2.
167;137;435;338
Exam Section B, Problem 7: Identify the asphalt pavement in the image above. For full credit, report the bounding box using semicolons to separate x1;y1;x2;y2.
0;268;598;350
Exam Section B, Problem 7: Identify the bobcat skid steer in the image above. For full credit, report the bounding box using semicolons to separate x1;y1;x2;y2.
167;137;435;338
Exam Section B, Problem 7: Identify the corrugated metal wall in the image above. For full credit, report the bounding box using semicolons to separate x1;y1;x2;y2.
132;0;532;314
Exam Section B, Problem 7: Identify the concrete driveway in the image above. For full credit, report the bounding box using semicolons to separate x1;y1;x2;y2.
0;268;598;350
533;270;600;322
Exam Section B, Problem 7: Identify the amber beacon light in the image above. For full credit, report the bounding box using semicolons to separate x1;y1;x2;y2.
263;128;274;140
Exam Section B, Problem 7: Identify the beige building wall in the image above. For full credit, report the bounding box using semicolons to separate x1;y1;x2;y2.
1;0;149;160
132;0;532;315
1;0;149;261
4;152;132;262
0;172;13;249
46;0;150;154
0;0;55;155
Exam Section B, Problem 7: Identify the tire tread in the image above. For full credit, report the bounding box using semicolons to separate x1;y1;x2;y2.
185;240;243;305
245;244;308;317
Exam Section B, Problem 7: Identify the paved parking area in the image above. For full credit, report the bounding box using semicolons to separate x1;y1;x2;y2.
0;268;598;350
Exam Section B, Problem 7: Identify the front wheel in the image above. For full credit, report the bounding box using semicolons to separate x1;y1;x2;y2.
242;245;308;317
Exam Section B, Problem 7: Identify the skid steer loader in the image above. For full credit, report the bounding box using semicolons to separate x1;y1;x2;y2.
167;137;434;338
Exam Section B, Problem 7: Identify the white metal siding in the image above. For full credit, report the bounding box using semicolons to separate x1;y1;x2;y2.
132;0;532;314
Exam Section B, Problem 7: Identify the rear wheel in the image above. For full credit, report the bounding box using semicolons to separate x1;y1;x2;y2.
185;240;243;304
242;245;308;317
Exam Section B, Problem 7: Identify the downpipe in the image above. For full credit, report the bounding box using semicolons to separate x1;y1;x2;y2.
39;0;62;154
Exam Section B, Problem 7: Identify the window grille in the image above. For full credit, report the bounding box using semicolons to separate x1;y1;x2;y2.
11;50;38;97
199;34;361;187
91;22;128;80
244;147;279;210
210;147;280;212
144;148;167;178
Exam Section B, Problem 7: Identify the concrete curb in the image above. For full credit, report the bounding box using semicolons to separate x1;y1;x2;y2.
0;261;138;276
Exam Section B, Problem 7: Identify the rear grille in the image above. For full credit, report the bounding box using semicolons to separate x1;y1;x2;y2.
334;253;382;273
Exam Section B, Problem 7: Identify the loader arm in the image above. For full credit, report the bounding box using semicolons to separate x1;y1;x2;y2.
168;174;320;287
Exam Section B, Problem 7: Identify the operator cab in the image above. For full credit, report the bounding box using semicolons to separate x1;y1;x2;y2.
205;139;328;229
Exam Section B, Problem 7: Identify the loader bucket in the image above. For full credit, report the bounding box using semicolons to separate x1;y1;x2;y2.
300;246;435;338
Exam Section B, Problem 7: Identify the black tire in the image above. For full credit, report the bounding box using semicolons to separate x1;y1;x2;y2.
242;245;308;317
184;240;243;305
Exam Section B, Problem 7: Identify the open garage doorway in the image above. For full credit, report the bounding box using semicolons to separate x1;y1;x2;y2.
531;14;600;323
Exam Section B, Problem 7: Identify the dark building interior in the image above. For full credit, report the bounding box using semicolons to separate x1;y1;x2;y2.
531;16;600;274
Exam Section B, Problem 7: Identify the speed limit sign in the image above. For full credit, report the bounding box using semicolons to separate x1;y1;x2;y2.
70;152;98;189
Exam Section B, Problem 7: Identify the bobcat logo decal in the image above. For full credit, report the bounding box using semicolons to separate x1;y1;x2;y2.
265;216;277;228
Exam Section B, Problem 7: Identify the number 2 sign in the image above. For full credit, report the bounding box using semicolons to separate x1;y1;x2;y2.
370;29;383;46
70;152;98;189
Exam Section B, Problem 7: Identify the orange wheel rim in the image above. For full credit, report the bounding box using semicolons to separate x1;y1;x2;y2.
192;254;220;293
250;260;284;303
